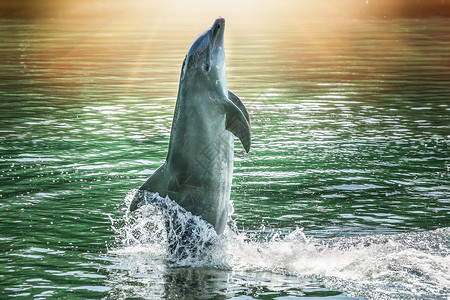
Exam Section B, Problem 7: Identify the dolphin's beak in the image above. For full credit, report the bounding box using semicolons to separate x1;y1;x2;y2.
211;17;225;48
212;17;225;30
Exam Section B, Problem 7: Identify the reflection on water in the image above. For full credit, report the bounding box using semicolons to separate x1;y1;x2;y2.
0;17;449;299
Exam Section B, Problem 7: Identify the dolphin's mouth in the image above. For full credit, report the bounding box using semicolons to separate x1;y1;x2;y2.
210;17;225;53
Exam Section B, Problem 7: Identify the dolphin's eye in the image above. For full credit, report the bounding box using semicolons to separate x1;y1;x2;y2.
203;63;210;72
217;24;221;29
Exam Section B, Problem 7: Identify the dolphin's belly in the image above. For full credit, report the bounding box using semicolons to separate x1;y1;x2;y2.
167;126;234;234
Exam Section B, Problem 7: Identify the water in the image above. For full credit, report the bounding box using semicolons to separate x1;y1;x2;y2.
1;16;449;299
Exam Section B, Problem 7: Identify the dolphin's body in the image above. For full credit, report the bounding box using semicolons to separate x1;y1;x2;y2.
129;18;251;235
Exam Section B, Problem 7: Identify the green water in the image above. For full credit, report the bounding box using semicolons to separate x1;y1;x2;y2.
0;18;449;299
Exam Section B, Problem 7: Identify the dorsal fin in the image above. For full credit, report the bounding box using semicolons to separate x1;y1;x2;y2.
129;163;167;211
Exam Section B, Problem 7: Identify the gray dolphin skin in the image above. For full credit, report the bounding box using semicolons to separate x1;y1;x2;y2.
129;18;251;235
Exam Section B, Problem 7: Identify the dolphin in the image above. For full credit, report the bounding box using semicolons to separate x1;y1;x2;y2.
129;17;251;235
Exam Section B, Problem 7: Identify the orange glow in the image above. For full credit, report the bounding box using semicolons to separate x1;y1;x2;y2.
2;0;449;24
4;0;448;98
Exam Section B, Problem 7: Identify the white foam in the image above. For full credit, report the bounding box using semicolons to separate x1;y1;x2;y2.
110;190;228;267
226;228;449;298
109;190;450;299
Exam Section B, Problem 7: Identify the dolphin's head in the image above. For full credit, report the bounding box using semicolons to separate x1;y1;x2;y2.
180;18;227;93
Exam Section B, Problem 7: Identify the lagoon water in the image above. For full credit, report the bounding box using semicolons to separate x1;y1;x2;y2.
0;17;449;299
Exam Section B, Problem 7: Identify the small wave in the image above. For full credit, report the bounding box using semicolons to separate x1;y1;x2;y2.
109;190;449;299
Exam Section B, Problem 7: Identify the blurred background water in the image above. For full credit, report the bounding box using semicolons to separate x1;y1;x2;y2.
0;4;449;299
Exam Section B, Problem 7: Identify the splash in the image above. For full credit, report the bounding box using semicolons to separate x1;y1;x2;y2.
226;228;449;299
109;190;450;299
110;189;227;267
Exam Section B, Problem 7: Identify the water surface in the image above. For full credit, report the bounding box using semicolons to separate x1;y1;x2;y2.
0;18;449;299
